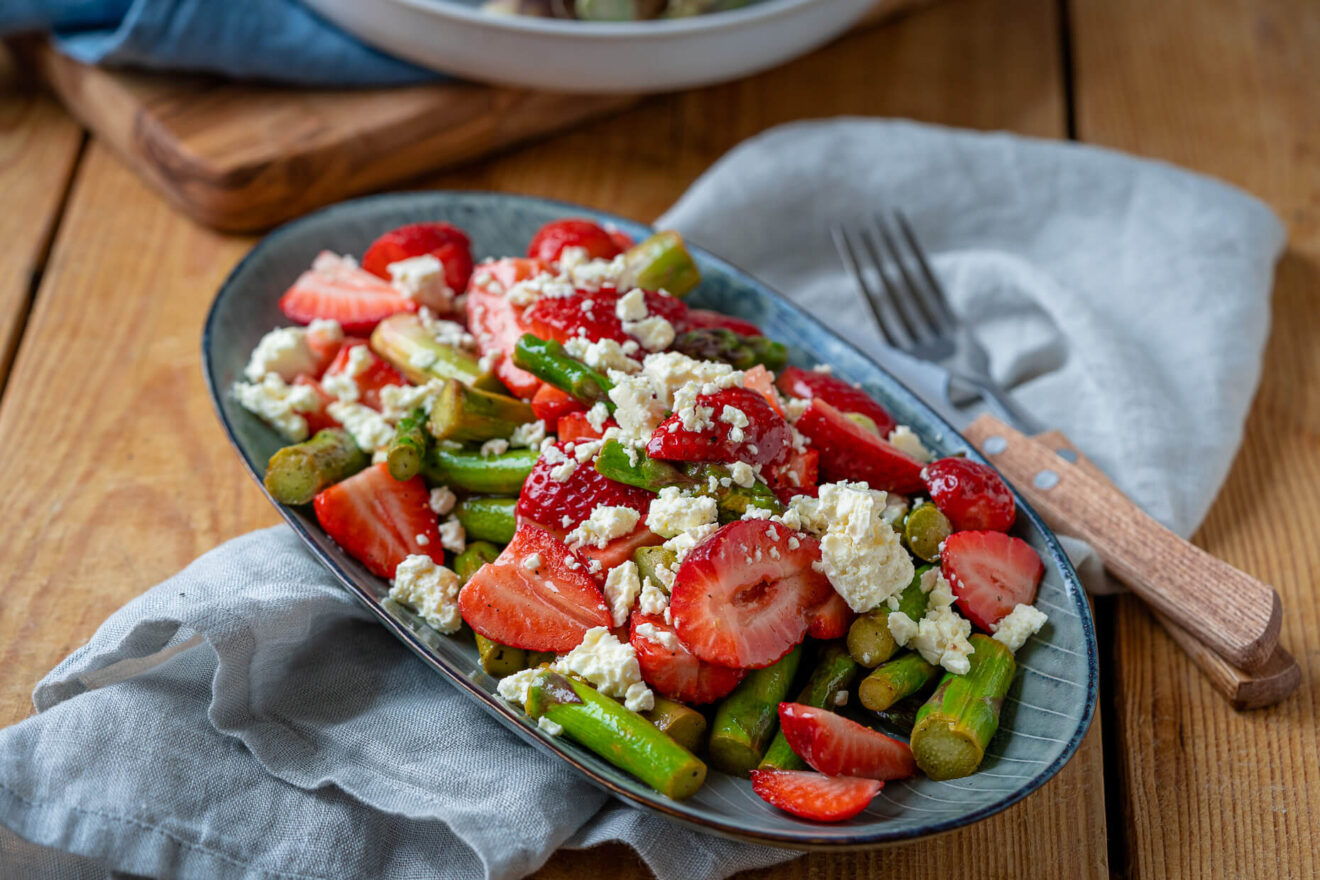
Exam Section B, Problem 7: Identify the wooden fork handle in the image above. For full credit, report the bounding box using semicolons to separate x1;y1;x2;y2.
962;415;1282;673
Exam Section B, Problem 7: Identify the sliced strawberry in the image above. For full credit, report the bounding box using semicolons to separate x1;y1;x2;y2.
516;441;653;532
942;530;1044;631
682;308;764;337
466;259;547;399
313;463;442;579
771;447;818;497
557;411;610;443
742;365;784;416
647;386;791;469
527;218;623;264
923;457;1016;532
279;252;416;335
778;703;917;780
629;612;746;704
577;523;664;579
361;222;474;294
523;289;688;348
806;591;854;640
794;399;924;494
291;375;339;434
776;366;897;436
459;524;611;653
321;340;406;411
531;383;586;423
750;770;882;823
670;520;833;669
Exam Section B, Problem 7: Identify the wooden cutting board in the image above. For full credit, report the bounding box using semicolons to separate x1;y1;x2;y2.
12;2;922;233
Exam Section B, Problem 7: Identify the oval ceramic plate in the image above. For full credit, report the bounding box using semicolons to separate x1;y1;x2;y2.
203;191;1098;849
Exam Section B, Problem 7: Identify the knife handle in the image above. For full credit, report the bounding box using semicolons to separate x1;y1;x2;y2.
962;415;1282;673
1024;429;1299;709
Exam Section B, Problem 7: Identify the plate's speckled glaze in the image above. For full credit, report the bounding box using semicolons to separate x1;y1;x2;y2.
203;191;1098;849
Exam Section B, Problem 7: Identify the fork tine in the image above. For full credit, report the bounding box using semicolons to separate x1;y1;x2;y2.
863;217;934;345
894;211;957;330
831;224;900;348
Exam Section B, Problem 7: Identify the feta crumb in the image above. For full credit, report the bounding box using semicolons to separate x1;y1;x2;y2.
417;307;476;350
415;533;430;546
539;443;578;482
634;621;681;651
646;487;719;539
388;254;454;311
378;379;447;422
889;598;975;675
481;438;510;457
389;555;462;634
438;517;466;554
991;603;1049;652
497;667;544;707
623;316;676;352
243;325;322;383
567;505;641;549
537;716;564;736
233;373;320;441
565;337;643;374
807;482;915;613
585;402;611;433
510;420;547;449
888;425;934;462
327;401;394;454
429;486;457;516
728;461;757;488
638;582;669;616
616;288;649;322
551;627;653;713
603;561;642;627
521;553;542;572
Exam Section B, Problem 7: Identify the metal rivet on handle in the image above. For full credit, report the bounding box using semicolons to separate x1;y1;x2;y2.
1034;469;1060;490
983;435;1007;455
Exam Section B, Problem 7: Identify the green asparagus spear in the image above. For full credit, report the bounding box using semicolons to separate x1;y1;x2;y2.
904;504;952;563
512;335;614;409
453;496;517;544
643;697;708;754
709;645;803;775
758;643;859;771
622;231;701;298
910;634;1016;780
386;408;430;481
264;428;368;505
682;462;784;520
593;442;781;520
525;671;707;799
671;328;788;373
371;313;501;391
595;440;693;491
453;541;502;583
634;545;678;590
846;565;932;667
422;447;538;494
859;652;941;712
428;380;535;443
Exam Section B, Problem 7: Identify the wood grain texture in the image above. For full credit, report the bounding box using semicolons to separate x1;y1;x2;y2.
1073;0;1320;876
0;47;83;387
0;0;1110;877
962;414;1282;672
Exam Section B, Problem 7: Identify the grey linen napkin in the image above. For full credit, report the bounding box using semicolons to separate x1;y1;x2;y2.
0;119;1284;878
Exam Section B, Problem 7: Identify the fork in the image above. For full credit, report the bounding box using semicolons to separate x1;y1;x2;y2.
831;212;1295;707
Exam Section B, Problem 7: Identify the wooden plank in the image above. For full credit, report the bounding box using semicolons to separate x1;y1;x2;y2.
0;46;83;387
0;0;1107;876
1072;0;1320;877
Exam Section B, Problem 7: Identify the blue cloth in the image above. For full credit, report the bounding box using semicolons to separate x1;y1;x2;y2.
0;0;439;86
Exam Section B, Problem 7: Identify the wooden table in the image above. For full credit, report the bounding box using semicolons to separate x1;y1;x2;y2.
0;0;1315;876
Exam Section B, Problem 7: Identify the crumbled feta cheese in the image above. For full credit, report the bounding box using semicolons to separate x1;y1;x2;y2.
438;517;466;554
606;374;667;444
388;255;454;311
888;425;934;462
233;373;320;441
603;561;642;627
585;402;611;433
321;344;374;403
807;482;915;613
991;603;1049;652
646;487;719;539
568;505;641;550
565;337;642;374
506;270;575;306
663;523;718;565
728;461;757;488
719;405;749;430
641;352;742;409
427;488;457;518
417;308;476;350
623;316;676;352
556;246;589;270
634;621;681;651
389;555;463;634
638;582;669;616
509;420;547;449
415;533;430;546
243;325;325;382
551;627;653;713
378;379;446;421
497;667;544;707
906;606;974;674
537;716;564;736
782;397;811;420
481;438;510;457
327;401;394;454
521;552;543;572
565;255;627;291
616;288;649;322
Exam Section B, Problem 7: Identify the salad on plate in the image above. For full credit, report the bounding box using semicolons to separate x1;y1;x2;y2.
234;215;1051;822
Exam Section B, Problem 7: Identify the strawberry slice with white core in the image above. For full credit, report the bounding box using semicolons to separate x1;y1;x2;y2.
777;703;918;780
629;613;746;704
312;463;443;579
670;520;833;669
750;770;882;823
279;252;416;335
793;398;924;494
458;524;611;653
941;530;1045;631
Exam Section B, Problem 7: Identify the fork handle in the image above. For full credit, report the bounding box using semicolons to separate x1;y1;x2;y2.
961;414;1282;673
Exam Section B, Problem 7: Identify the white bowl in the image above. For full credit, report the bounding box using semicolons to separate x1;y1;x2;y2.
302;0;882;93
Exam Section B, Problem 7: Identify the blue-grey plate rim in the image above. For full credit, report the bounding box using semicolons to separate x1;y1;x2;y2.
202;189;1098;850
